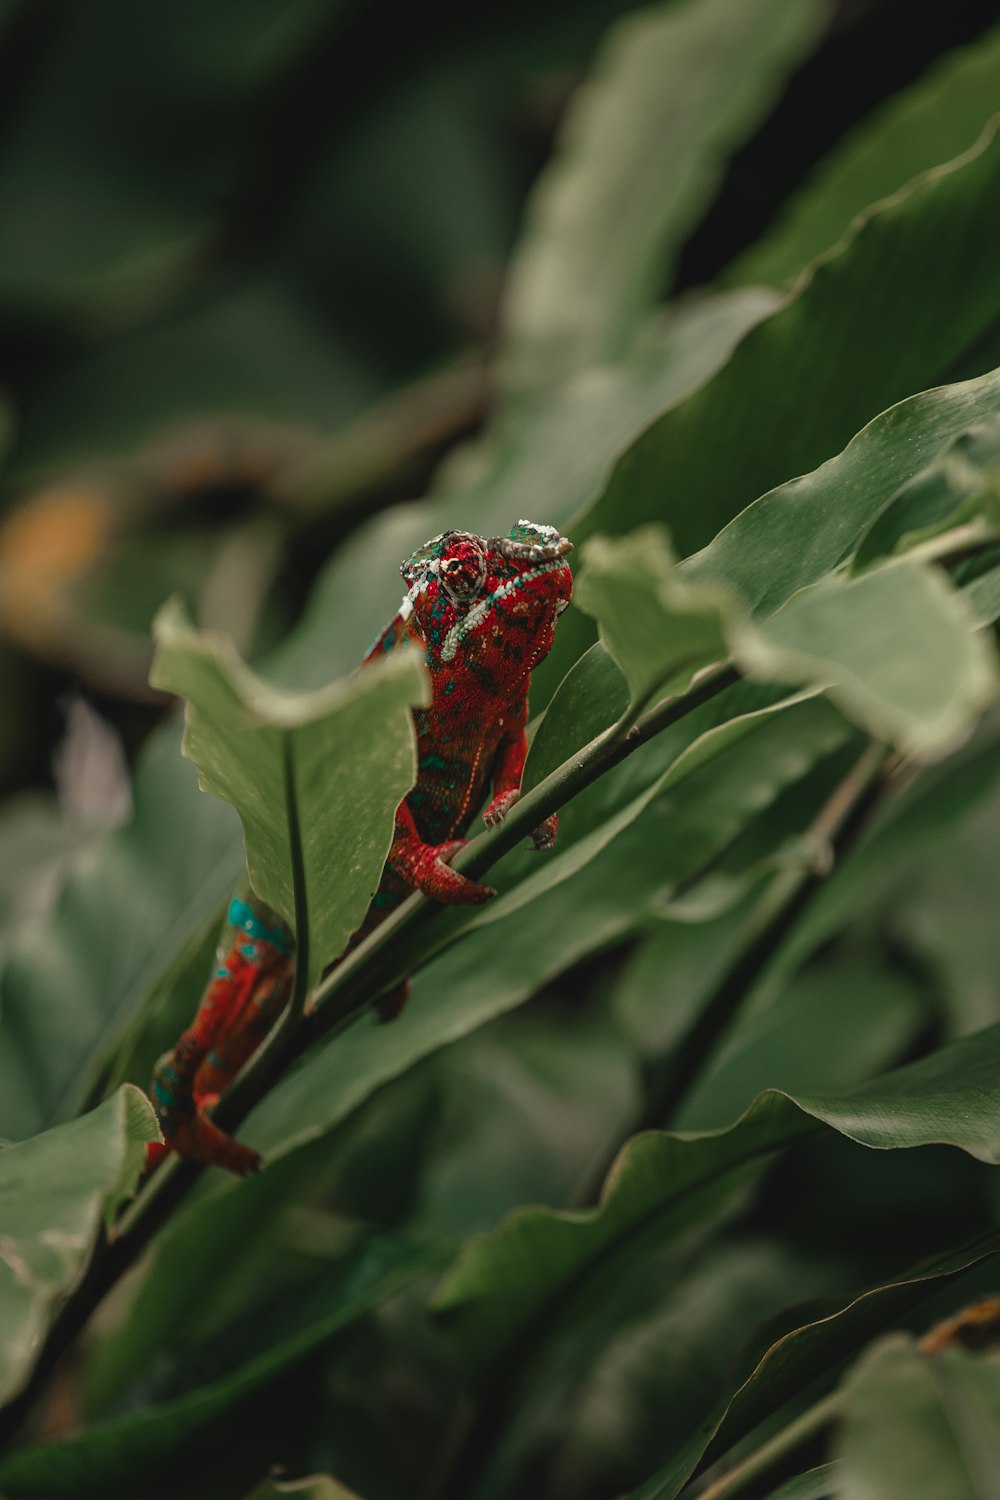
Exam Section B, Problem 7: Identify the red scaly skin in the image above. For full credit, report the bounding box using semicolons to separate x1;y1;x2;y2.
148;521;573;1174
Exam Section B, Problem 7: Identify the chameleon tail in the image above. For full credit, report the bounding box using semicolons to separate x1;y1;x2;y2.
193;967;292;1099
148;917;292;1176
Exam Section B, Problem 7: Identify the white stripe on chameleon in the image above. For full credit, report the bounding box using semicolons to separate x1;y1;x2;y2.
516;518;559;536
440;560;563;662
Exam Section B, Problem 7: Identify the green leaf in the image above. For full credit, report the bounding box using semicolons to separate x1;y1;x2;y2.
837;1335;1000;1500
435;1020;1000;1377
481;1237;844;1500
500;0;826;393
853;417;1000;568
754;720;1000;1005
760;1467;840;1500
628;1232;1000;1499
573;528;735;707
149;599;427;989
0;723;243;1140
730;20;1000;289
681;366;1000;618
674;961;925;1132
582;123;1000;556
0;1236;444;1500
732;559;998;759
0;1086;158;1409
521;641;629;795
464;694;845;932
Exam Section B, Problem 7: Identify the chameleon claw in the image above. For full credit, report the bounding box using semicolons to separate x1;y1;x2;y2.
484;791;558;851
374;979;412;1022
531;812;558;851
483;788;520;827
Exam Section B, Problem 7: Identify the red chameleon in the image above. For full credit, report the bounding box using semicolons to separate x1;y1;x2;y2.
150;520;574;1175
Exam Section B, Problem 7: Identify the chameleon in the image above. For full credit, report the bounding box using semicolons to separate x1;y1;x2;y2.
149;519;574;1176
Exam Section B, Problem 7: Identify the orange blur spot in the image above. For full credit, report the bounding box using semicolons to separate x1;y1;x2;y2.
0;485;113;649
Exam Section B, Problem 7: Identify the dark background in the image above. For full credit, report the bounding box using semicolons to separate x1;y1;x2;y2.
0;0;996;800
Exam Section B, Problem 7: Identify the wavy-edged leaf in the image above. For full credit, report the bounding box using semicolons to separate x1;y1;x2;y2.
573;527;735;707
0;499;436;1142
148;599;427;989
732;558;998;759
837;1334;1000;1500
730;22;1000;288
435;1021;1000;1376
582;124;1000;556
681;366;1000;618
853;417;1000;568
0;1086;158;1409
501;0;826;394
0;1236;444;1500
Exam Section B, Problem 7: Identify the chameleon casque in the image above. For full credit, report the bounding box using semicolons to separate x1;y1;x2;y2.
150;519;574;1176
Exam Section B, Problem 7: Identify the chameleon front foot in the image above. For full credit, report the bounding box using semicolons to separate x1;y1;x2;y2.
483;789;558;851
393;836;495;905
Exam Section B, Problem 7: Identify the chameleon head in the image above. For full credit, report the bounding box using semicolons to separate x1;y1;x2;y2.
400;520;572;679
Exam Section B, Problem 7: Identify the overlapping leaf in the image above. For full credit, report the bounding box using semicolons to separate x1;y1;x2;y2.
0;1087;158;1409
148;599;427;989
836;1334;1000;1500
679;367;1000;616
573;528;734;706
733;559;998;759
435;1021;1000;1375
582;124;1000;556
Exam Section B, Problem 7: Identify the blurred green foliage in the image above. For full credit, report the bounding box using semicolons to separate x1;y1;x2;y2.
4;2;1000;1499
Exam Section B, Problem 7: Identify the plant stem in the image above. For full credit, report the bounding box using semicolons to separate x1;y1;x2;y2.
0;660;739;1455
690;1392;842;1500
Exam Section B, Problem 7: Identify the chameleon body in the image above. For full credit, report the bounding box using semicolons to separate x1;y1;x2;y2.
149;520;573;1175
